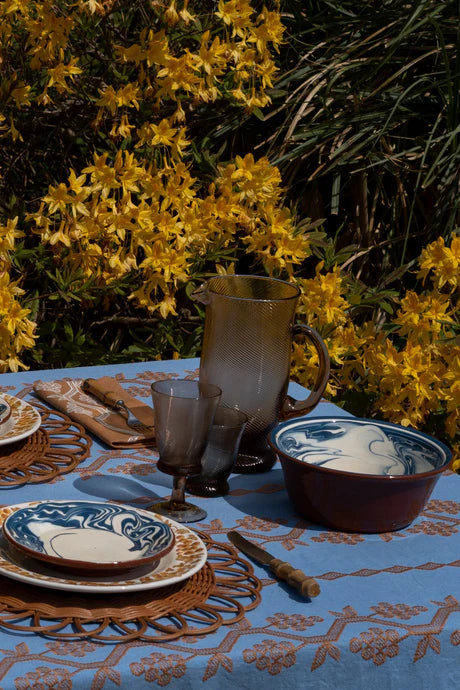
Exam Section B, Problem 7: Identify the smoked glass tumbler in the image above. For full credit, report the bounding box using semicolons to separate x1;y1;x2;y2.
187;406;248;497
151;379;221;523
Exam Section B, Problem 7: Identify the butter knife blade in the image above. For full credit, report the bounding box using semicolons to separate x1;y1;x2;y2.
227;530;320;598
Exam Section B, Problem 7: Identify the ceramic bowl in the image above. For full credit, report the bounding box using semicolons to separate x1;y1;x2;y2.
2;500;176;574
268;416;453;533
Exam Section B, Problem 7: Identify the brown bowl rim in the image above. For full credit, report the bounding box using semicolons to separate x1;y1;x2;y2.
268;416;453;482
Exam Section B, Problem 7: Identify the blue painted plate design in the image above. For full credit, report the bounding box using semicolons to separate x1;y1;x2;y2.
270;417;451;477
2;501;175;572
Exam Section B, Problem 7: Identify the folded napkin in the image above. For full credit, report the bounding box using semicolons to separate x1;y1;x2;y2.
33;376;155;448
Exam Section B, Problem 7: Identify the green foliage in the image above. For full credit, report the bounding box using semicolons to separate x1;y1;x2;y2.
208;1;459;292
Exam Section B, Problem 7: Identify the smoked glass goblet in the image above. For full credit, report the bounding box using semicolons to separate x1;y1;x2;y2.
150;379;221;523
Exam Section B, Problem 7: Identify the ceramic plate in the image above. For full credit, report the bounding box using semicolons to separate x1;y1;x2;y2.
270;417;451;476
2;501;176;573
0;502;207;593
0;398;13;435
0;394;41;446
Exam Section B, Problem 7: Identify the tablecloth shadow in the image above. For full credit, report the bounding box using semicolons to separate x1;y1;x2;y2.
226;467;285;492
223;469;343;535
220;468;296;523
72;474;170;504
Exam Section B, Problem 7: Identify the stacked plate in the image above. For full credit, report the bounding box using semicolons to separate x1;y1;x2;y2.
0;500;207;593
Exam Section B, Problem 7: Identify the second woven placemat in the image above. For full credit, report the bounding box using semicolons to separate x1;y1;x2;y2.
0;402;91;487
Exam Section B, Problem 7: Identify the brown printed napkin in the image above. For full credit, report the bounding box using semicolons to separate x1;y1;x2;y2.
33;377;155;448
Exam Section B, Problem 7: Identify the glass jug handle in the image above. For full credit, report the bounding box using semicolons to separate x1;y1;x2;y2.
281;324;330;419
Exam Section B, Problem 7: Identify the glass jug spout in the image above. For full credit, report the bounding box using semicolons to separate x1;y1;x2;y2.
190;282;210;305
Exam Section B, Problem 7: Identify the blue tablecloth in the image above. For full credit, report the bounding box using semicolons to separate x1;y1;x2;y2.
0;358;458;689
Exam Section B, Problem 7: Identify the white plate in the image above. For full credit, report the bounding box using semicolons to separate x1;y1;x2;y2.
0;502;207;593
0;394;41;446
2;501;176;573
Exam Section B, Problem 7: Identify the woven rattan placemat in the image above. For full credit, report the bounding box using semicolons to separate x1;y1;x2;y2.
0;403;91;486
0;532;261;642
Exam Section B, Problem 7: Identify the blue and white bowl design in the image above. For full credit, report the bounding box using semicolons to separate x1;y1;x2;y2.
2;501;175;572
270;417;452;477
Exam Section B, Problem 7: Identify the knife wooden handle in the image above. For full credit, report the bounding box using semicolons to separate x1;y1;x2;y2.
269;558;320;598
82;378;121;408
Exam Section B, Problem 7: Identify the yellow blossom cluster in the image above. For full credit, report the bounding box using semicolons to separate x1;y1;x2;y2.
417;235;459;291
291;236;459;458
92;0;284;135
0;0;288;369
360;238;459;442
0;1;81;118
215;153;311;275
0;218;36;372
291;264;364;396
1;1;283;140
28;145;303;317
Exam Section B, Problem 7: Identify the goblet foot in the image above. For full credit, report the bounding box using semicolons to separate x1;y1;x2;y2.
150;499;207;524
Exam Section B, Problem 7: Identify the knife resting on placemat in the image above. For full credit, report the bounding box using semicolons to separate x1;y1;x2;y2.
227;530;320;598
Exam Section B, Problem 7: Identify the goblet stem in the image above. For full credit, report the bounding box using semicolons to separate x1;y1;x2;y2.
150;474;207;524
168;475;187;510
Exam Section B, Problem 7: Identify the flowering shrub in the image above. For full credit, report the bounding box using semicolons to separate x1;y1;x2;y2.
292;236;459;464
1;0;297;366
27;149;305;317
0;2;458;466
0;217;36;372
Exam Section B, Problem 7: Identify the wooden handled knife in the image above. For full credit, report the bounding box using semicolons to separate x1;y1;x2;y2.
227;530;320;598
